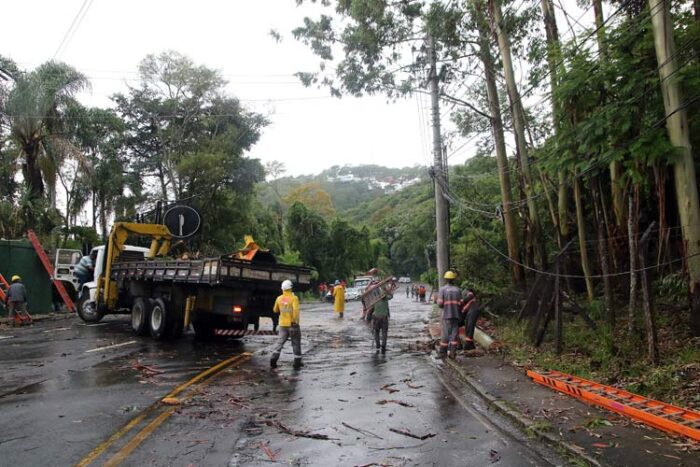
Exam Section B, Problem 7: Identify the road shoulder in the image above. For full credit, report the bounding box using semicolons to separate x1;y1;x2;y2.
428;322;699;466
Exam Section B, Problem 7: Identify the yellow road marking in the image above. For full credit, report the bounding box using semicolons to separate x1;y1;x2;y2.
102;408;176;467
75;411;151;467
75;352;252;467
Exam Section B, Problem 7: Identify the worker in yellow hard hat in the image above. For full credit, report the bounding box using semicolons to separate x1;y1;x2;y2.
332;280;345;318
5;275;28;325
437;270;463;359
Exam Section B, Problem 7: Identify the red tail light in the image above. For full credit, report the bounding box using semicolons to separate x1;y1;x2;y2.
232;305;243;314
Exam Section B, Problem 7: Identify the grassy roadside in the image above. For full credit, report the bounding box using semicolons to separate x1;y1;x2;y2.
490;307;700;411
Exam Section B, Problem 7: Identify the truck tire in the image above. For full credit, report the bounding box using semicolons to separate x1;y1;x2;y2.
192;319;215;341
77;290;104;323
131;297;152;336
149;298;172;340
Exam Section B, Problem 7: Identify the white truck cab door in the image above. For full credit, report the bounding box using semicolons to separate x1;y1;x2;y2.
54;249;82;293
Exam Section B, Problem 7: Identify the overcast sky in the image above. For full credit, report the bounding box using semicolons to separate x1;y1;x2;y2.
2;1;594;179
1;0;446;177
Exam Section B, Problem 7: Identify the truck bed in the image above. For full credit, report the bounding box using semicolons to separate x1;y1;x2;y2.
110;256;313;291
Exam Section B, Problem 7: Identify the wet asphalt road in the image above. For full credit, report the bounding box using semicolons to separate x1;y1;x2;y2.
0;292;564;466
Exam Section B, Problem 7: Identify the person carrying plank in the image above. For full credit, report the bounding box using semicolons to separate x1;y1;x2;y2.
371;289;393;353
270;280;303;369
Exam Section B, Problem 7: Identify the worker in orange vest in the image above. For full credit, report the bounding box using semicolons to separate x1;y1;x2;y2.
332;279;345;318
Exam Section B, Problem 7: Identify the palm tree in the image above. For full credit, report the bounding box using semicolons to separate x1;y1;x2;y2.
1;58;88;203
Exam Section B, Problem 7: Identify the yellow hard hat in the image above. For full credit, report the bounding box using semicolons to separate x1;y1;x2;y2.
443;271;457;280
11;275;21;282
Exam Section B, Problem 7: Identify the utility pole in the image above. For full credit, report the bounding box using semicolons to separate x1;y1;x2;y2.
427;35;450;287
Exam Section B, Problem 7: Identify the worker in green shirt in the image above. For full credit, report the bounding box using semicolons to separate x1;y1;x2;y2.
371;291;392;353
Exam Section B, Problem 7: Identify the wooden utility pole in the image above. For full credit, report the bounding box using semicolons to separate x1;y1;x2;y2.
427;35;450;287
490;0;545;269
649;0;700;335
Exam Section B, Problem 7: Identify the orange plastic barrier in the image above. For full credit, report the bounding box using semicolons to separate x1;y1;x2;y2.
528;369;700;441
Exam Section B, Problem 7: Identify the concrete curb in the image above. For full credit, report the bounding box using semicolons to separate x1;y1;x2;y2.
444;359;603;467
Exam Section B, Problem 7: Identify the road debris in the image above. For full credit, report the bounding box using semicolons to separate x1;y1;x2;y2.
389;428;435;440
259;441;277;461
377;400;414;408
162;397;182;405
259;420;337;440
132;360;164;378
489;449;501;463
381;383;399;394
341;422;384;440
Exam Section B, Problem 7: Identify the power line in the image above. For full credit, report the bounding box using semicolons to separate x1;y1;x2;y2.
53;0;94;59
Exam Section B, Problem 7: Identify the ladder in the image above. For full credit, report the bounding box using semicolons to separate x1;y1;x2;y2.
0;273;8;302
528;369;700;441
27;230;76;312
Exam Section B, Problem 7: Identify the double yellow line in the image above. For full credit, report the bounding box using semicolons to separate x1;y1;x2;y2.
76;352;252;467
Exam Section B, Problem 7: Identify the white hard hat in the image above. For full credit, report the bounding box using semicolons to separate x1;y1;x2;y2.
281;280;293;291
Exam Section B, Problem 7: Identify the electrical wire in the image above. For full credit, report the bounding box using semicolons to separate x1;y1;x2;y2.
53;0;94;59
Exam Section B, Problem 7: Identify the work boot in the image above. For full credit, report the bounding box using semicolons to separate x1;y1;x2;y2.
270;354;279;369
448;350;456;360
293;358;304;369
339;312;344;319
464;340;476;351
381;347;386;354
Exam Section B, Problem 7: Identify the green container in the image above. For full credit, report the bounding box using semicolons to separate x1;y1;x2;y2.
0;239;53;314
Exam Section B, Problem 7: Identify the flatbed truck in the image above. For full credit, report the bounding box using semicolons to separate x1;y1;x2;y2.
76;222;312;340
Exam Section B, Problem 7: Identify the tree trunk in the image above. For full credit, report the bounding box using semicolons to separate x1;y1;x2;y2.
23;141;45;201
540;0;569;244
592;0;625;235
490;0;546;270
574;175;594;301
475;0;522;285
628;191;639;336
649;0;700;335
639;222;659;365
92;190;97;230
593;181;614;325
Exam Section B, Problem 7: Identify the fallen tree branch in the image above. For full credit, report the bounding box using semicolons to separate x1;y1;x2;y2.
389;427;436;440
341;422;384;440
376;399;414;408
367;442;427;451
259;441;276;461
260;420;337;440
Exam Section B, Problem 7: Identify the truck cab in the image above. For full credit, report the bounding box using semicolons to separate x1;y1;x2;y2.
73;244;150;322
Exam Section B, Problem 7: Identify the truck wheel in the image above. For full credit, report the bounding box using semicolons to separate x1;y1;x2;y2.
131;297;152;336
193;320;215;341
149;298;171;340
77;290;103;323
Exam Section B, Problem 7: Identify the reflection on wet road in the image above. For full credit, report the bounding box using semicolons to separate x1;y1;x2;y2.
0;293;562;466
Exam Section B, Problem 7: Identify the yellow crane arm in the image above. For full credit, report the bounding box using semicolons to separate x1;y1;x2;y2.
97;222;173;309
